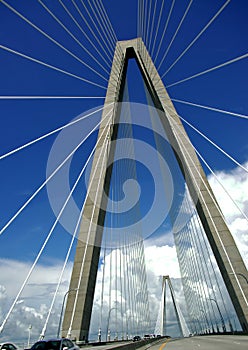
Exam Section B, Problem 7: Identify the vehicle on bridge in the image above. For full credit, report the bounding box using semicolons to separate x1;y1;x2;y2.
0;343;18;350
30;339;79;350
143;335;151;340
132;336;141;342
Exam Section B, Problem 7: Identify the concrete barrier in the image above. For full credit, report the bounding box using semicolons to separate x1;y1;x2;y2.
100;337;166;350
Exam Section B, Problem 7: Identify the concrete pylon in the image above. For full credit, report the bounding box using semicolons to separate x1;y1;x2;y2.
162;276;190;337
62;38;248;340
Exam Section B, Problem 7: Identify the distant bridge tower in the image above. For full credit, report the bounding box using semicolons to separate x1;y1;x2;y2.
154;276;189;337
62;38;248;341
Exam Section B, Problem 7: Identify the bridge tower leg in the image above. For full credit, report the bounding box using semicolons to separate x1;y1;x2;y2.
62;38;248;341
163;276;187;337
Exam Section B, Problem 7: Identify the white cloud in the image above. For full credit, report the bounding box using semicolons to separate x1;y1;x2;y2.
88;244;186;340
0;259;71;344
207;162;248;266
144;245;181;279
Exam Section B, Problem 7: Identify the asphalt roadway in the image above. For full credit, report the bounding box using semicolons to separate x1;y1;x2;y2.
79;335;247;350
145;335;248;350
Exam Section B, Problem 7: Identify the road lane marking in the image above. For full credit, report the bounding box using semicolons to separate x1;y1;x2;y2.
159;339;171;350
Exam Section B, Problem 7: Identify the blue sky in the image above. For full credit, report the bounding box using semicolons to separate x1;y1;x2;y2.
0;0;247;257
0;0;247;342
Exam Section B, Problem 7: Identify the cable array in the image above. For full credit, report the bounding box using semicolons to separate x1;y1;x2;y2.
0;107;113;335
0;0;247;341
90;81;151;341
163;106;247;332
136;30;247;334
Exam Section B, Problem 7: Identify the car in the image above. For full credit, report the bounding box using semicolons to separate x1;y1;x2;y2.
143;334;150;340
0;343;18;350
132;336;141;342
30;339;79;350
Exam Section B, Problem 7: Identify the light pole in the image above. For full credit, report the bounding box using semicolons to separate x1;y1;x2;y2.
98;327;101;342
209;298;226;333
27;325;32;347
106;307;117;342
57;288;78;338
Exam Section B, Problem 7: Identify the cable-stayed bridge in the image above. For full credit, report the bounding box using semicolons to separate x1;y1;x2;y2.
0;0;247;346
